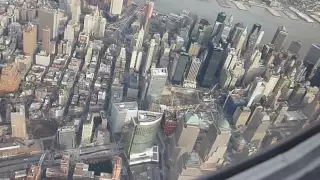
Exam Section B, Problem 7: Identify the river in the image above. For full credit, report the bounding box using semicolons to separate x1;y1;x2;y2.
135;0;320;58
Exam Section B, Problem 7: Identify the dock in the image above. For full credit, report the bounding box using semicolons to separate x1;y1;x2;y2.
282;10;299;20
232;1;247;11
310;14;320;23
289;7;314;23
265;7;282;17
216;0;232;8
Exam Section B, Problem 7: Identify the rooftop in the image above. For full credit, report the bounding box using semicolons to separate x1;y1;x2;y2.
113;102;138;111
137;110;163;123
184;113;200;126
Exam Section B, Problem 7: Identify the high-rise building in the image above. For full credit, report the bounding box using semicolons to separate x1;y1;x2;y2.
233;106;251;127
271;26;288;52
23;23;37;56
263;70;280;97
175;113;200;153
64;23;75;42
11;105;27;139
304;44;320;68
172;52;190;85
110;102;138;133
126;111;162;154
136;28;145;51
146;68;167;98
83;9;107;38
42;27;51;53
57;126;76;150
228;22;245;47
244;111;270;148
200;45;224;87
70;0;81;23
288;40;302;54
134;51;143;72
183;57;201;88
235;26;247;55
110;0;124;15
81;113;94;145
201;112;231;169
143;39;156;76
247;77;266;107
38;7;59;40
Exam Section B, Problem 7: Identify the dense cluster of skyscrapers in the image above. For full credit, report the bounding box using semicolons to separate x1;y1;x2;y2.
0;0;319;179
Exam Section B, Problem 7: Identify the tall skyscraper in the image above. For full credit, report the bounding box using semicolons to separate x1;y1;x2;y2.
145;68;168;98
304;44;320;65
244;111;270;148
126;111;162;154
271;26;288;52
235;26;247;55
110;0;124;15
247;77;266;107
57;126;76;150
38;7;59;40
23;23;37;56
110;102;138;133
288;40;302;54
200;45;224;87
71;0;81;23
201;114;231;168
11;105;27;139
143;1;154;38
81;114;94;145
42;27;51;53
64;23;75;42
175;113;200;153
228;22;245;47
143;39;156;76
135;28;145;51
183;57;201;88
172;52;190;85
233;106;251;127
83;9;107;38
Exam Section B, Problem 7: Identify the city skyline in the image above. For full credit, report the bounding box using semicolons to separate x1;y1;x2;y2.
0;0;320;179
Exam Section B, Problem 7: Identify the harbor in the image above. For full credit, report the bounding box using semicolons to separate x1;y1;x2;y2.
289;7;315;23
232;1;248;11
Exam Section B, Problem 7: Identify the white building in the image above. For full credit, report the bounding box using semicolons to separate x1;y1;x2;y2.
35;51;51;66
247;77;266;107
110;0;124;15
145;68;168;99
143;39;156;76
110;102;138;133
64;23;75;42
183;57;201;88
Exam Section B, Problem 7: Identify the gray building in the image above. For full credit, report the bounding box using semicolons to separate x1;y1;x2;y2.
57;126;76;150
271;26;288;52
304;44;320;64
172;52;190;85
127;111;163;155
146;68;168;98
125;70;140;101
110;102;138;133
201;46;224;87
288;40;302;54
38;7;59;40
